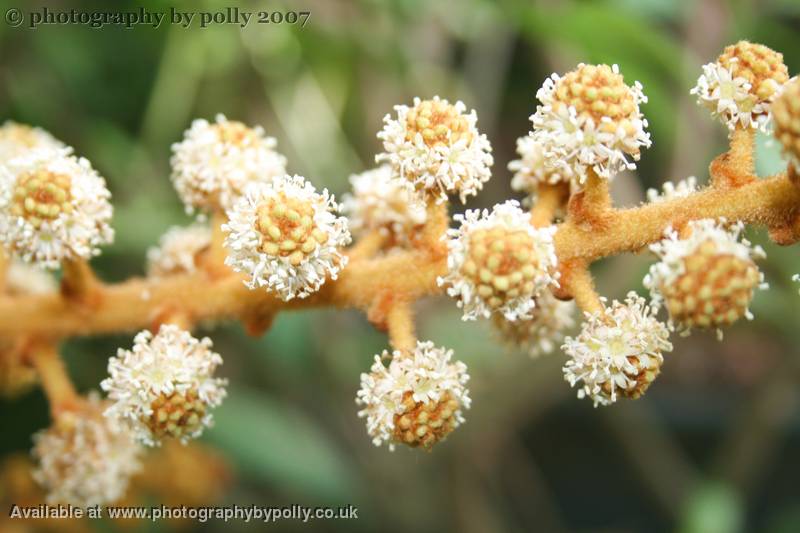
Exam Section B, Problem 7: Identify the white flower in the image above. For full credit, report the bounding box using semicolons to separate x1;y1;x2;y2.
563;292;672;407
438;200;558;321
530;64;651;186
223;174;351;301
101;325;228;446
0;148;114;269
691;42;789;132
0;121;67;163
772;78;800;169
646;176;699;203
32;394;142;507
508;135;571;197
356;341;470;450
644;218;766;334
146;223;212;278
376;96;493;203
170;114;287;213
5;258;56;295
341;165;427;245
493;291;575;357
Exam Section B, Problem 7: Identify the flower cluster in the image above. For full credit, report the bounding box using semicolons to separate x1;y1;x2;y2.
645;219;766;336
170;114;287;213
508;134;569;199
493;291;576;357
146;223;212;278
529;63;651;185
0;148;114;269
223;174;351;301
563;293;672;407
101;325;228;446
691;41;789;132
356;341;470;450
31;394;142;507
377;96;493;204
341;165;427;246
772;78;800;169
0;121;66;161
439;200;558;321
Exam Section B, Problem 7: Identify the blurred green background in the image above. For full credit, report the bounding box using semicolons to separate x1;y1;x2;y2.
1;0;800;531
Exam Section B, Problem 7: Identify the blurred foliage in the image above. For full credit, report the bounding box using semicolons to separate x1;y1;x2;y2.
1;0;800;532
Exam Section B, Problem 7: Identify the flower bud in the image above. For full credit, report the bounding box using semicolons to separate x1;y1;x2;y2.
493;291;575;357
146;223;212;278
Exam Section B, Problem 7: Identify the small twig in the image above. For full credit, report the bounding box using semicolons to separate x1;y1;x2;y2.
557;260;604;315
385;298;416;353
529;183;568;228
207;210;232;279
28;343;79;418
60;257;102;306
347;230;387;261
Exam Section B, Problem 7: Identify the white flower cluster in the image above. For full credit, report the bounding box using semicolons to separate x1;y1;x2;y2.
0;148;114;269
0;121;66;162
32;394;142;507
341;165;427;245
439;200;558;321
101;325;228;446
494;291;576;357
508;134;570;198
356;341;470;450
170;114;287;212
529;64;651;186
645;176;699;204
146;223;212;278
563;292;672;407
691;42;789;132
377;96;493;204
223;174;351;301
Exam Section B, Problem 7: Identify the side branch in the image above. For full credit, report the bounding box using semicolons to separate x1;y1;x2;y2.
555;172;800;262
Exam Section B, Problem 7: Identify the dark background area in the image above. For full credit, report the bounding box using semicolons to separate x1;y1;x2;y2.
1;0;800;531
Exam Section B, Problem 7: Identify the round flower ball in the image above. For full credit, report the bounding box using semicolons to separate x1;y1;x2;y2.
170;114;287;213
439;200;559;321
0;148;114;269
32;394;142;507
223;174;351;301
101;325;228;446
377;96;493;204
356;341;471;450
530;63;651;185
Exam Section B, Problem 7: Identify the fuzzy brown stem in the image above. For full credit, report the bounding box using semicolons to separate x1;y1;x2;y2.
60;257;102;305
29;344;79;417
386;299;416;353
529;183;567;228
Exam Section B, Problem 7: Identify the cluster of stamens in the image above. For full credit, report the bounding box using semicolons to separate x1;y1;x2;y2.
146;390;207;441
660;240;761;329
392;391;460;449
553;64;639;136
255;194;327;266
10;170;73;228
602;355;662;402
462;226;539;310
405;99;472;147
717;41;789;108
